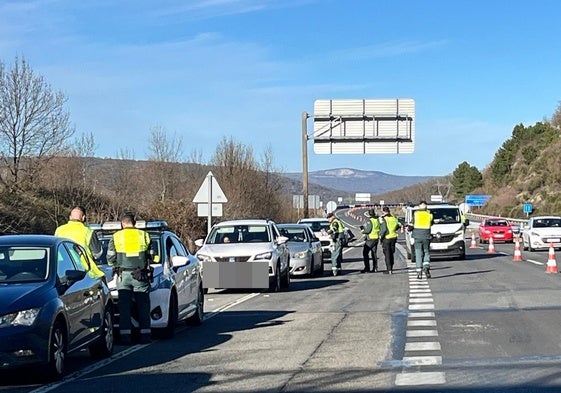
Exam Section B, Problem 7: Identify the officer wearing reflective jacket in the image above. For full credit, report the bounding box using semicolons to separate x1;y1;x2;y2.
379;206;401;274
55;206;105;280
410;200;433;279
327;212;344;276
107;212;152;345
360;208;380;273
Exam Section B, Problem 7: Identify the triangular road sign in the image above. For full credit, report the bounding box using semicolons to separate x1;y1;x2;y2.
192;171;228;203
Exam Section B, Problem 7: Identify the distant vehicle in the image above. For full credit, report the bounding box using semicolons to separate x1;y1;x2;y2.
297;217;332;258
520;216;561;251
0;235;114;380
92;220;204;340
478;217;514;243
195;219;291;292
404;203;469;261
278;223;323;276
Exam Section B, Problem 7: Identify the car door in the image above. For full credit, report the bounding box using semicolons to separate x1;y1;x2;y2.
306;227;322;271
166;235;191;316
271;224;289;274
57;242;98;347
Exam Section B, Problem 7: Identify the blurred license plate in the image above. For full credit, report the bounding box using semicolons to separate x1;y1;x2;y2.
547;238;560;243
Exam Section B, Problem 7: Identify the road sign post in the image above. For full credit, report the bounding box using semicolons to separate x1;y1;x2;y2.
193;171;228;234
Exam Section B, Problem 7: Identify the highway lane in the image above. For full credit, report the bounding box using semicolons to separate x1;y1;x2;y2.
4;213;561;392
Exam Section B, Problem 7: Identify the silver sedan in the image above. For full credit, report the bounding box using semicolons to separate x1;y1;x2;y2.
278;224;324;277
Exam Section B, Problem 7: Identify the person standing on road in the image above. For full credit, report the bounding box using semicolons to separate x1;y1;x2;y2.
379;206;401;275
54;206;105;279
327;212;344;276
106;212;153;345
410;200;433;279
360;208;380;273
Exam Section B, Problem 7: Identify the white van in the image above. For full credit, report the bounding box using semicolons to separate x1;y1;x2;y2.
404;203;469;261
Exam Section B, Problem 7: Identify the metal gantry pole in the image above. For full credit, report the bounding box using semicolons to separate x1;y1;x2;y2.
302;111;309;218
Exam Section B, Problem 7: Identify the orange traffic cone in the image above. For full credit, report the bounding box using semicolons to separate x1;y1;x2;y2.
546;242;558;273
513;237;522;261
470;231;477;249
487;237;496;253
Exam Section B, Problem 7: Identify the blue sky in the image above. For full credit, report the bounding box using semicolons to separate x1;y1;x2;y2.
1;0;560;176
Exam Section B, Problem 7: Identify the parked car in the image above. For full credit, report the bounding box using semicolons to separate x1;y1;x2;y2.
521;216;561;251
91;220;203;340
278;223;323;276
478;217;514;243
195;219;290;292
0;235;114;380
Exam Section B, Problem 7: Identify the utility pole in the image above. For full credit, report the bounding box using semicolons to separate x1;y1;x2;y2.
302;111;310;218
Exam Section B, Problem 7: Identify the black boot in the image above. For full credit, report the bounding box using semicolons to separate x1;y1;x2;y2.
424;267;431;279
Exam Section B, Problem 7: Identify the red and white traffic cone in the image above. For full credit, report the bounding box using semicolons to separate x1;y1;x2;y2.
513;237;522;261
470;231;477;249
487;237;496;253
546;242;558;273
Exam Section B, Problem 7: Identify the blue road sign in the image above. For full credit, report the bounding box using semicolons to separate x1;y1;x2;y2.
523;203;533;214
465;194;491;207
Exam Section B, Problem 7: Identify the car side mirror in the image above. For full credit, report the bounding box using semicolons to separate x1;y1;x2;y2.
65;269;87;285
194;239;204;248
171;255;191;268
277;236;289;245
312;236;320;242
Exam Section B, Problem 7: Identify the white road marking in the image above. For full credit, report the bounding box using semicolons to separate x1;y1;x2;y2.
408;320;437;327
395;372;446;386
408;312;435;318
406;330;439;337
527;259;545;265
402;356;442;366
405;342;441;351
409;298;434;303
409;293;433;298
409;303;435;310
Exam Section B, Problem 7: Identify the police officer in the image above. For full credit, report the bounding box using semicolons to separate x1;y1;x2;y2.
360;208;380;273
327;212;344;276
106;212;152;345
379;206;401;274
55;206;105;279
411;201;433;279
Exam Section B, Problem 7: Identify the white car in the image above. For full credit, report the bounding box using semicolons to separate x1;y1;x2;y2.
521;216;561;251
195;219;291;292
278;223;324;276
92;220;204;340
297;217;332;258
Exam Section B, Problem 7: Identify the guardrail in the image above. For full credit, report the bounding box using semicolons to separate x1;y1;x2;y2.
465;213;527;225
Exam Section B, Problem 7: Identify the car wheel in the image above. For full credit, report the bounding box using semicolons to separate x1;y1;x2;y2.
44;320;66;381
187;285;204;326
458;251;466;260
158;292;178;339
281;258;290;290
89;306;114;359
319;256;324;275
269;264;281;292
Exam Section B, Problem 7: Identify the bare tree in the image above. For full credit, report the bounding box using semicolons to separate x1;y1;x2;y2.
147;125;183;202
552;101;561;130
0;56;74;192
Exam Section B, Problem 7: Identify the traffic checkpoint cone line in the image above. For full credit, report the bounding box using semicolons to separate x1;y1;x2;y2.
470;231;477;249
487;237;496;253
546;242;558;273
513;237;522;262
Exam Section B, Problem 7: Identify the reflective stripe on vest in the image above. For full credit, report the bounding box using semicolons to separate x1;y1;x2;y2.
368;217;380;239
384;216;399;239
414;210;432;229
113;228;150;268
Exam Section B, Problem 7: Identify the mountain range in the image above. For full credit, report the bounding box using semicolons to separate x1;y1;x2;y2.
282;168;434;197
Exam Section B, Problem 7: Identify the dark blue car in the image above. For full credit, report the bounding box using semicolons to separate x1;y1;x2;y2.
0;235;114;380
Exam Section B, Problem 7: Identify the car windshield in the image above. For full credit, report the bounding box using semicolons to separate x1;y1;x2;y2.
280;227;307;242
430;208;461;224
207;225;270;244
300;221;330;233
486;220;509;227
533;218;561;228
0;246;49;283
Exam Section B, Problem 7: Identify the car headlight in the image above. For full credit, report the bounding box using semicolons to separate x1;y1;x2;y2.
0;308;41;328
255;251;272;260
294;250;308;259
196;254;213;262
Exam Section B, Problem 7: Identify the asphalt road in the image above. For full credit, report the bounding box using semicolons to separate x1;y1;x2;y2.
3;209;561;392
